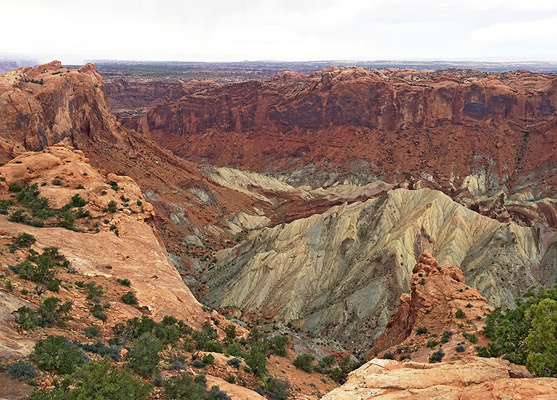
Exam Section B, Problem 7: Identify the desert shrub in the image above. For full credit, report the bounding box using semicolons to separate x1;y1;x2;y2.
126;333;163;377
30;336;86;374
225;343;245;358
317;356;336;371
108;181;120;191
227;358;241;369
51;179;62;186
46;279;60;292
12;233;36;249
483;285;557;373
56;209;75;229
85;325;102;338
15;306;40;329
84;282;104;302
116;278;131;286
0;199;14;210
455;309;465;319
121;291;138;305
428;348;445;363
204;341;223;353
28;360;151;400
7;360;37;382
426;340;439;348
202;354;215;365
268;335;289;356
383;352;394;359
441;330;453;344
293;353;314;373
120;195;130;202
224;325;236;342
17;247;68;284
524;298;557;377
462;332;478;344
192;359;206;368
91;304;108;322
246;341;269;377
79;341;121;361
37;296;72;327
154;322;180;345
257;377;291;400
416;326;428;335
164;373;204;399
70;194;87;207
456;344;466;352
107;200;118;212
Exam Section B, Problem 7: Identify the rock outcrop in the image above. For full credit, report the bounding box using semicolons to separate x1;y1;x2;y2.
371;251;491;362
0;145;206;326
322;357;557;400
205;188;555;352
125;67;557;195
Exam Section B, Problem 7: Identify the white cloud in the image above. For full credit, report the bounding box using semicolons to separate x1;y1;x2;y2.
1;0;556;63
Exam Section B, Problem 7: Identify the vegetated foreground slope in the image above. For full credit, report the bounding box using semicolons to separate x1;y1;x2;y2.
124;66;556;195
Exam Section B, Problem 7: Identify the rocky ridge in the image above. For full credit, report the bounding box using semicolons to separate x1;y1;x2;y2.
123;66;557;195
371;251;491;362
322;357;557;400
205;188;555;352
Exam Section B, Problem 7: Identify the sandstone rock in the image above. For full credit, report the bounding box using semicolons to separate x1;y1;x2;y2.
371;251;491;362
322;357;557;400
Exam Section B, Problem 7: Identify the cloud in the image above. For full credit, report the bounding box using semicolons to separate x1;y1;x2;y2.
2;0;556;63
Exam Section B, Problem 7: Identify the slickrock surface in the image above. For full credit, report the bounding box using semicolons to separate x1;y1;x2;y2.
205;188;554;351
322;357;557;400
372;251;490;362
0;145;205;326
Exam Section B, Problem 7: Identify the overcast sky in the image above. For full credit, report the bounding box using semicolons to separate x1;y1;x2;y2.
3;0;557;64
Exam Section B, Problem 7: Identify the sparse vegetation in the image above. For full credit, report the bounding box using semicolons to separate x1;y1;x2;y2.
121;291;138;305
30;335;86;374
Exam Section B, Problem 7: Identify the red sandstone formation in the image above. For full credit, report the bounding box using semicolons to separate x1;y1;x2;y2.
124;66;557;193
371;251;491;363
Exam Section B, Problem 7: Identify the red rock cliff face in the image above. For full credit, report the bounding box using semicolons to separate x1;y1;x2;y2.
0;61;122;158
126;67;557;192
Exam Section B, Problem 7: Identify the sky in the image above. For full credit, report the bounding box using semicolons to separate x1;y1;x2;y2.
2;0;557;64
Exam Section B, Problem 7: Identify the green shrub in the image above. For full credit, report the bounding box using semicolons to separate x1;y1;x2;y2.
126;333;163;377
84;282;104;302
121;291;138;305
30;336;86;374
455;309;465;319
426;340;439;348
456;344;466;352
441;330;453;343
429;348;445;363
224;325;236;342
17;247;69;284
12;233;36;248
46;279;60;292
416;326;428;335
293;353;314;373
257;377;290;400
85;325;102;339
70;194;87;208
225;343;245;358
462;332;478;344
38;296;72;327
525;298;557;377
202;354;215;365
7;360;37;382
268;335;289;356
383;352;394;360
484;285;556;369
28;360;151;400
246;342;268;377
51;179;62;186
91;304;108;322
107;200;118;212
164;373;204;399
116;278;131;287
15;306;40;329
